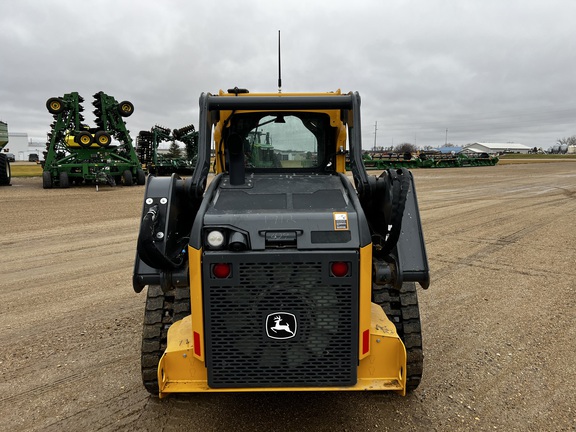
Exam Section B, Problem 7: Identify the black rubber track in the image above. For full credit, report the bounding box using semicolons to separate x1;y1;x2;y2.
140;284;191;395
372;281;424;392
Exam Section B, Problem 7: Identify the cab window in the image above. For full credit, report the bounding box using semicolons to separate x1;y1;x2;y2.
227;112;334;171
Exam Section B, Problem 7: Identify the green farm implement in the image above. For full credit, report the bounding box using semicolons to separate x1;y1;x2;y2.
43;91;145;188
348;151;499;171
419;151;499;168
136;124;198;176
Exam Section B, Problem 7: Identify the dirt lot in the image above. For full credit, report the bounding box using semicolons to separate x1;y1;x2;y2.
1;162;575;432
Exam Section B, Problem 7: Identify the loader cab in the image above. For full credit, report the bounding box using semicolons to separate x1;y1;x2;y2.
211;93;350;182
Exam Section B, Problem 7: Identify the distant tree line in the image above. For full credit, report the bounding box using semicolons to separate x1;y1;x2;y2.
372;142;456;154
549;135;576;154
557;135;576;146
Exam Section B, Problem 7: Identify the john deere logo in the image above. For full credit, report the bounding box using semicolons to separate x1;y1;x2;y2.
266;312;297;340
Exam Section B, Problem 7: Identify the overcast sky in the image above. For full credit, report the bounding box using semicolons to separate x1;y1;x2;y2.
1;0;575;149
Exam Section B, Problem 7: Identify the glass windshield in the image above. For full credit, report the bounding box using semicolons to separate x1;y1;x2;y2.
228;113;332;170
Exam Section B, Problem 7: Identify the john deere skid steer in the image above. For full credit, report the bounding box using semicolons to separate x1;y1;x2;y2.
133;88;430;397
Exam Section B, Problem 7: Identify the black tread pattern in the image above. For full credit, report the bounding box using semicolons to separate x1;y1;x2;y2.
372;281;423;391
42;171;53;189
140;284;191;395
173;286;192;322
141;285;173;395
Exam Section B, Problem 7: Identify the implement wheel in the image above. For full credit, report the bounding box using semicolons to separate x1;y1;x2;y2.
94;131;112;147
59;171;70;189
46;97;65;114
75;131;93;149
122;169;133;186
141;285;190;395
42;171;53;189
136;168;146;185
373;282;424;392
0;154;11;186
118;101;134;117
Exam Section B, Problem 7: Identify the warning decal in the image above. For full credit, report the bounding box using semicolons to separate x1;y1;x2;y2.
333;212;349;230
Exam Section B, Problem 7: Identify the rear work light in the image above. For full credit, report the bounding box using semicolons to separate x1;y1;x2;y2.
206;230;225;249
212;263;231;279
330;261;350;277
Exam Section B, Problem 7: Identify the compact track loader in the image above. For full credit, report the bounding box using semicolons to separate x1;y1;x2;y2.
133;88;430;397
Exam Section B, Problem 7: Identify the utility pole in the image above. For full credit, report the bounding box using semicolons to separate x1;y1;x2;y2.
445;128;448;146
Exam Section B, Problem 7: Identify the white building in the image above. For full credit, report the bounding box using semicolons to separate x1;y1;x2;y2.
6;133;29;160
463;142;531;154
4;133;45;161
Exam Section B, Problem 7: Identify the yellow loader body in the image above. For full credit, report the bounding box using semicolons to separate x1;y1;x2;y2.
157;303;407;398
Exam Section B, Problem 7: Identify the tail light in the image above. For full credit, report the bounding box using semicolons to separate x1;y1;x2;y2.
212;263;231;279
330;261;349;277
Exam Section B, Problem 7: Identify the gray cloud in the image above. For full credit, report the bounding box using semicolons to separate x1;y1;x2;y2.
1;0;575;149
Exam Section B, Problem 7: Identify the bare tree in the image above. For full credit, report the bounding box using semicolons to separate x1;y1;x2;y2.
393;142;418;154
557;136;576;146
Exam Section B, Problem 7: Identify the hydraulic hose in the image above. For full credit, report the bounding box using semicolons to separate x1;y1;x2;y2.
137;205;184;270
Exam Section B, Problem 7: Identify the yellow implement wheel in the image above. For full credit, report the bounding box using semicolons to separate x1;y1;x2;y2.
75;131;93;148
118;101;134;117
98;135;110;146
95;131;112;147
46;97;65;114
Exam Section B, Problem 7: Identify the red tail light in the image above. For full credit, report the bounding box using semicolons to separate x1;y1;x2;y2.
212;263;231;278
362;329;370;355
330;261;349;277
193;331;201;356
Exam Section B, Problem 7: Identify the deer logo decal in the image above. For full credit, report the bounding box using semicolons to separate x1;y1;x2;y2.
266;312;297;340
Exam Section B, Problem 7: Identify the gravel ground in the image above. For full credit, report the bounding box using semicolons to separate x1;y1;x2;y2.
0;162;574;431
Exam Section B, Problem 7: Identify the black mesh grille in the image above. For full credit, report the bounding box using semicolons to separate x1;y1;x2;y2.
203;252;358;388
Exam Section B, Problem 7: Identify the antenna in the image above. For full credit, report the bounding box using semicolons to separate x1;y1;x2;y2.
278;30;282;93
